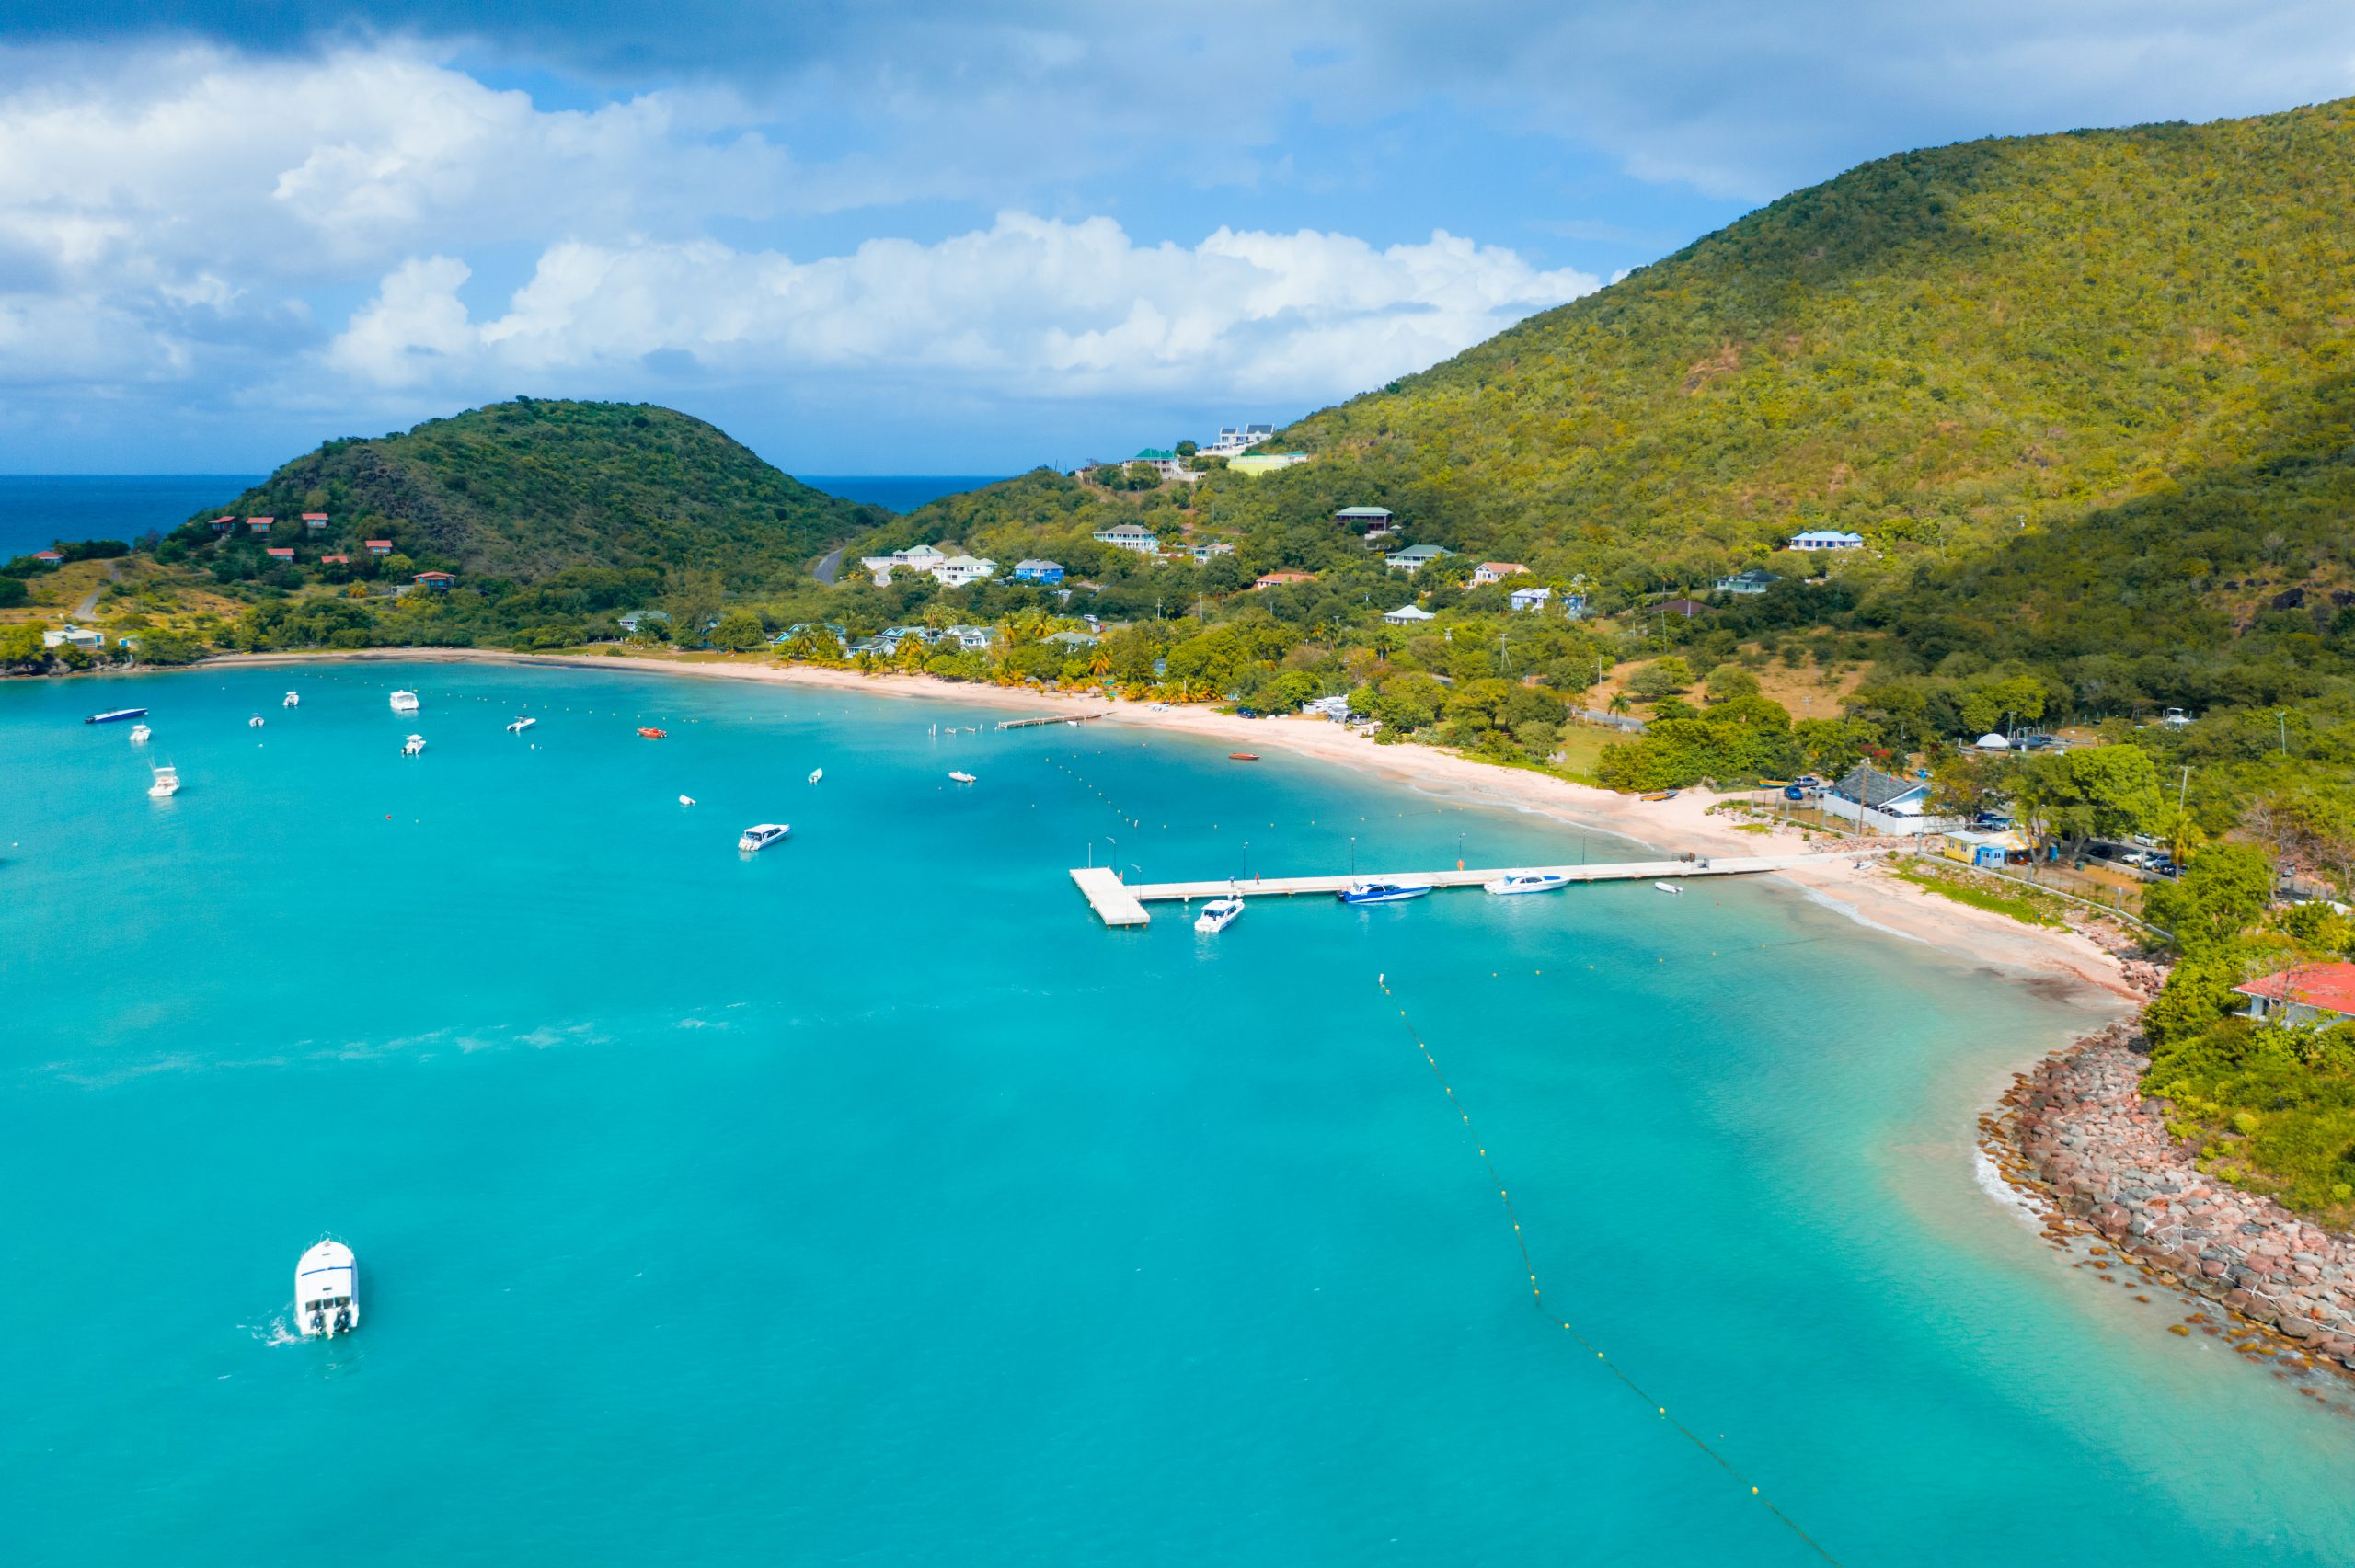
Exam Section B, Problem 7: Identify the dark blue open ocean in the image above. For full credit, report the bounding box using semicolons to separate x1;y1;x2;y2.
0;475;996;560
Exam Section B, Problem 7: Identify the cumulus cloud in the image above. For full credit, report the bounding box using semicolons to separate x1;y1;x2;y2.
331;214;1596;400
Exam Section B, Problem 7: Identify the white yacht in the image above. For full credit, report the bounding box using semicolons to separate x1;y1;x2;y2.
282;691;300;708
295;1238;359;1337
1194;895;1246;933
948;771;977;784
402;734;426;756
808;768;823;784
129;723;151;745
679;795;696;807
506;716;536;733
389;690;420;715
147;763;179;798
1485;871;1570;896
738;822;790;853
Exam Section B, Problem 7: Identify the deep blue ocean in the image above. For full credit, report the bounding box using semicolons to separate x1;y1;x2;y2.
7;663;2355;1565
0;475;995;559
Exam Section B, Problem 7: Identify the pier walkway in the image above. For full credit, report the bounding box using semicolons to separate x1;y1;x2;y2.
1071;852;1860;928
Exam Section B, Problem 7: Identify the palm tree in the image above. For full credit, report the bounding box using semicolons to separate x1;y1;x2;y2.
1607;691;1632;716
1090;648;1113;680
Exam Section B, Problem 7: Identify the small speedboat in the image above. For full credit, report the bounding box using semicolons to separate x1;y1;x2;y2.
1194;895;1245;933
282;691;300;708
638;727;667;739
248;715;265;728
389;690;419;715
506;716;536;733
401;734;426;756
1228;752;1259;761
808;768;823;784
147;763;179;798
129;724;151;745
1485;871;1569;896
1338;879;1432;906
1639;789;1680;802
948;771;977;784
295;1238;359;1338
1653;881;1683;895
86;707;147;725
738;822;790;853
679;795;696;807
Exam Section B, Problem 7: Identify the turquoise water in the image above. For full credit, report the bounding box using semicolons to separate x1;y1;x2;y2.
6;662;2355;1565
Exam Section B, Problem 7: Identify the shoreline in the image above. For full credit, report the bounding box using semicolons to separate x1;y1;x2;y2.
120;645;2142;1006
1984;1026;2355;1381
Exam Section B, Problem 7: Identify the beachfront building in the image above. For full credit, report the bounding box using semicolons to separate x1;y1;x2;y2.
414;570;455;590
247;516;273;534
303;513;329;531
365;539;394;556
42;625;103;649
1093;523;1160;555
1228;452;1309;477
1384;603;1436;625
1790;530;1865;552
1470;561;1528;586
1013;558;1064;585
617;610;670;635
1385;544;1453;574
1254;571;1318;590
1715;568;1779;596
935;555;996;588
1045;630;1100;651
1821;764;1948;837
1510;585;1554;612
2234;963;2355;1026
1303;694;1354;721
943;624;998;652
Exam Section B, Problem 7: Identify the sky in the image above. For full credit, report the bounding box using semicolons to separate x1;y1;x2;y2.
1;3;2350;475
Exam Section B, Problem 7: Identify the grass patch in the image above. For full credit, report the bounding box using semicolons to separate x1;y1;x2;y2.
1888;863;2066;928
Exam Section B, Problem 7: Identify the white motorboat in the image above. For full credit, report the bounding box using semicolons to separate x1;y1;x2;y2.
948;771;977;784
247;715;265;728
295;1238;359;1338
1653;881;1683;895
129;724;151;745
679;795;696;807
1194;895;1245;933
738;822;790;853
1338;879;1432;905
401;734;426;756
388;690;419;715
282;691;300;708
506;716;536;733
808;768;823;784
147;763;179;798
1485;871;1570;896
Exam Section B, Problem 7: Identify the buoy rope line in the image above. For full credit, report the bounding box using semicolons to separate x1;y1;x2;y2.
1379;975;1844;1566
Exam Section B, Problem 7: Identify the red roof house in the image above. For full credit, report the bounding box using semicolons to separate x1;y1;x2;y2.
2234;963;2355;1025
33;548;63;562
365;540;394;555
302;513;329;529
247;515;274;532
320;555;350;566
266;547;296;560
209;516;235;532
1252;571;1319;589
413;570;455;589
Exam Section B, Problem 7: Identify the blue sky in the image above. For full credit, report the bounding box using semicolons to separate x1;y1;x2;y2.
0;2;2349;475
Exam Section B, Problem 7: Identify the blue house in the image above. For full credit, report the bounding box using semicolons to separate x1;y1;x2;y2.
1013;558;1065;585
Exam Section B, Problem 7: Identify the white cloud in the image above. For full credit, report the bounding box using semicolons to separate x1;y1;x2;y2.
330;213;1597;401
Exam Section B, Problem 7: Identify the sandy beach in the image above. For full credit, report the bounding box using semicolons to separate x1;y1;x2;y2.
180;645;2140;1006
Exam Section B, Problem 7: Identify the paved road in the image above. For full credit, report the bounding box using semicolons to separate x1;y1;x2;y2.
813;546;844;585
71;560;121;619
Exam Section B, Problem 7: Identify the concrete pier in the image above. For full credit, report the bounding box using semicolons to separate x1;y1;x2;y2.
1069;852;1857;928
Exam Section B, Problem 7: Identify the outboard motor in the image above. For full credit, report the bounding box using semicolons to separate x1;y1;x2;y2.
333;1308;351;1335
309;1310;326;1335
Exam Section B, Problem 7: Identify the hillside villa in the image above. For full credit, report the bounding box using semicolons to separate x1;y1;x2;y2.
1335;506;1394;531
247;516;272;533
1386;544;1453;573
1790;530;1865;551
1510;584;1553;612
1384;603;1436;624
366;540;393;556
1658;597;1713;618
1254;570;1318;590
2234;963;2355;1026
266;547;295;561
1201;424;1276;457
414;570;455;590
1013;558;1064;584
303;513;329;531
1093;523;1160;555
935;555;996;588
1470;561;1527;585
1715;568;1779;595
32;549;62;563
1129;449;1202;483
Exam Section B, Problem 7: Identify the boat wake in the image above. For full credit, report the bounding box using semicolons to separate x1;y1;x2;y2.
243;1309;303;1347
1794;884;1925;944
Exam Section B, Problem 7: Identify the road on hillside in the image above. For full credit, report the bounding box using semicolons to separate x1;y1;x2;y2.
814;546;843;585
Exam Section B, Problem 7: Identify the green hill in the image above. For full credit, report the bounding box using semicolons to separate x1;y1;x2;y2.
167;399;873;588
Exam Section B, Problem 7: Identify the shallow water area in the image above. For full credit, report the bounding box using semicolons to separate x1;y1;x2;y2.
6;662;2355;1565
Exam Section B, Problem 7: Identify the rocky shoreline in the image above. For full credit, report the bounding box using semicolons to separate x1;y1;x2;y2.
1986;1024;2355;1379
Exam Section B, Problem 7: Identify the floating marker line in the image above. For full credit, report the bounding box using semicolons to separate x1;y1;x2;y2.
1380;975;1843;1565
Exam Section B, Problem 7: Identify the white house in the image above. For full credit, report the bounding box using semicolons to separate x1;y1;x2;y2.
41;624;103;649
1470;561;1528;586
1385;544;1453;574
1821;763;1952;837
934;555;996;588
942;624;998;651
1383;603;1436;624
1714;568;1779;596
1510;585;1554;612
1200;423;1277;457
1789;530;1865;552
1093;523;1160;555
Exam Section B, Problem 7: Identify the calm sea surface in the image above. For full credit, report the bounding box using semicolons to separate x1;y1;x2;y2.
6;663;2355;1565
800;475;1005;512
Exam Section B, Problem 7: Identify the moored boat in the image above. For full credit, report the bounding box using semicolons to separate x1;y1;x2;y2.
1194;895;1246;933
1228;752;1259;761
506;716;536;733
86;707;147;725
1653;881;1683;895
1639;788;1680;802
638;727;667;739
402;734;426;756
248;715;265;727
389;690;419;715
1484;871;1570;895
147;763;179;798
738;822;790;853
948;770;977;784
282;691;300;708
808;768;823;784
129;724;151;744
1338;878;1432;905
679;795;696;807
295;1238;359;1337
